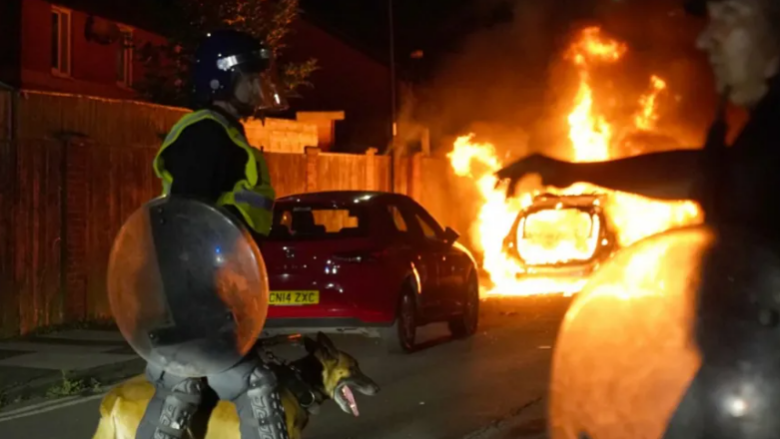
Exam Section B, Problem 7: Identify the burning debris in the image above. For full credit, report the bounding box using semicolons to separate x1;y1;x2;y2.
448;26;703;298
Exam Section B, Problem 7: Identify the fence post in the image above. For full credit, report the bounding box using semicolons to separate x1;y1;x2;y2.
0;137;19;337
60;136;90;325
408;152;423;202
392;150;404;195
365;147;377;191
305;146;320;193
60;138;69;326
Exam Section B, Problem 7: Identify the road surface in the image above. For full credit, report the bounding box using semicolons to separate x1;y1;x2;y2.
0;296;570;439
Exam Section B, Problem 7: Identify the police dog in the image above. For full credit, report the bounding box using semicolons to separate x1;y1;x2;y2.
91;332;380;439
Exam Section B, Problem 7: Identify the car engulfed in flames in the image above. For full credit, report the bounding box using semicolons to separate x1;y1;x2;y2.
447;26;704;299
502;193;619;296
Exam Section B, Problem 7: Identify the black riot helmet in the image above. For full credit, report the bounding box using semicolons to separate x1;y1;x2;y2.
191;29;288;114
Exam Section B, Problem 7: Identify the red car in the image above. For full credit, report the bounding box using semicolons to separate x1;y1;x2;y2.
259;191;480;353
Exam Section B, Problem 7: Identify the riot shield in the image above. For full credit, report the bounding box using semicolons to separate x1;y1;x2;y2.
107;197;269;378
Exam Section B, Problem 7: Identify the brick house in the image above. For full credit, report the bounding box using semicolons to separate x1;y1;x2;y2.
284;16;392;151
0;0;393;151
0;0;166;99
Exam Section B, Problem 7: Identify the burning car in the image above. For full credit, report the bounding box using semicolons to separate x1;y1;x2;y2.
447;26;703;298
501;193;619;296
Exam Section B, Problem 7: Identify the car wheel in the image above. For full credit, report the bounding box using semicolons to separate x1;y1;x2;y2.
449;275;479;339
381;289;417;354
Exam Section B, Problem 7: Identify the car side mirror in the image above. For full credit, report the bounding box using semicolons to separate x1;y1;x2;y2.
442;227;460;246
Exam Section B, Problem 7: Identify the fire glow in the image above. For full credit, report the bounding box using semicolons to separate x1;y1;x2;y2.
448;27;703;298
517;208;602;266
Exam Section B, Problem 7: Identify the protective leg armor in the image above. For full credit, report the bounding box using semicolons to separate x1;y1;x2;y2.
136;365;205;439
207;357;290;439
136;355;289;439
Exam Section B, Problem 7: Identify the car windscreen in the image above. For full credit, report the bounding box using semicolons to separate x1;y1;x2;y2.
267;204;371;241
516;207;600;265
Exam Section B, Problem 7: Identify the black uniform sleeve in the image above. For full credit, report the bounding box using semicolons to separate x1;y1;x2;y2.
161;119;244;205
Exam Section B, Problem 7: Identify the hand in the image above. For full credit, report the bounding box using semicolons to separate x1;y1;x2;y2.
495;154;571;198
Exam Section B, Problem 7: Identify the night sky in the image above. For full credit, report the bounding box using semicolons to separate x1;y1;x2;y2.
298;0;697;75
300;0;540;79
132;0;716;151
304;0;716;151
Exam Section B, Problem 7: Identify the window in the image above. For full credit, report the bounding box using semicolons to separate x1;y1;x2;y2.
387;205;408;233
51;7;71;76
414;213;439;241
268;205;370;241
116;26;134;86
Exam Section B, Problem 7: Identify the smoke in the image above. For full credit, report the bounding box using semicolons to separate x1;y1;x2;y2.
398;0;721;161
588;0;721;148
390;0;728;258
399;0;568;161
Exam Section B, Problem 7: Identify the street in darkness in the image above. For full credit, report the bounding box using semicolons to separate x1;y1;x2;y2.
0;297;566;439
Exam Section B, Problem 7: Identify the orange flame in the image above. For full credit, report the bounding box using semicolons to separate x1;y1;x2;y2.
448;27;703;298
635;75;668;131
567;27;627;162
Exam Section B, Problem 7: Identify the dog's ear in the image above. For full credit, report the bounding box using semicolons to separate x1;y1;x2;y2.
303;336;319;355
316;332;338;359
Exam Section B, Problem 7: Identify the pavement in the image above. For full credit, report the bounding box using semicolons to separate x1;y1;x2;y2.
0;295;569;439
464;396;548;439
0;329;144;406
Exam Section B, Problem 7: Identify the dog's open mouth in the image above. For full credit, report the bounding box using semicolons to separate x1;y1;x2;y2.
333;375;378;417
335;382;360;416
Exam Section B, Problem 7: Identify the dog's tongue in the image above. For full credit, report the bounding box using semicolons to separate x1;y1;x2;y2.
342;385;359;416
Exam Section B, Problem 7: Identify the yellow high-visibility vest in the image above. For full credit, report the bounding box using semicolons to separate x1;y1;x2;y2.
153;109;276;236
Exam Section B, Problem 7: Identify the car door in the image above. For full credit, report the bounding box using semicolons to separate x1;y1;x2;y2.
400;202;450;318
409;205;468;313
384;202;436;313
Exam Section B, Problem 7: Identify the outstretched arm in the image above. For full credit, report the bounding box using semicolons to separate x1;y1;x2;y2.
496;149;704;201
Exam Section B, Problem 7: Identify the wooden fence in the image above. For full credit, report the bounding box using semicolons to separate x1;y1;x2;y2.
0;90;10;140
0;138;464;337
0;138;159;336
14;91;187;147
5;89;319;153
0;89;468;337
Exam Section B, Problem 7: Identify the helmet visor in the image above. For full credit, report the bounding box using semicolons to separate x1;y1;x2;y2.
217;49;289;112
256;59;289;112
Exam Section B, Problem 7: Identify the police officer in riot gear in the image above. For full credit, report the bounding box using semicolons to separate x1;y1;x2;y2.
131;29;290;439
156;29;286;239
494;0;780;438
